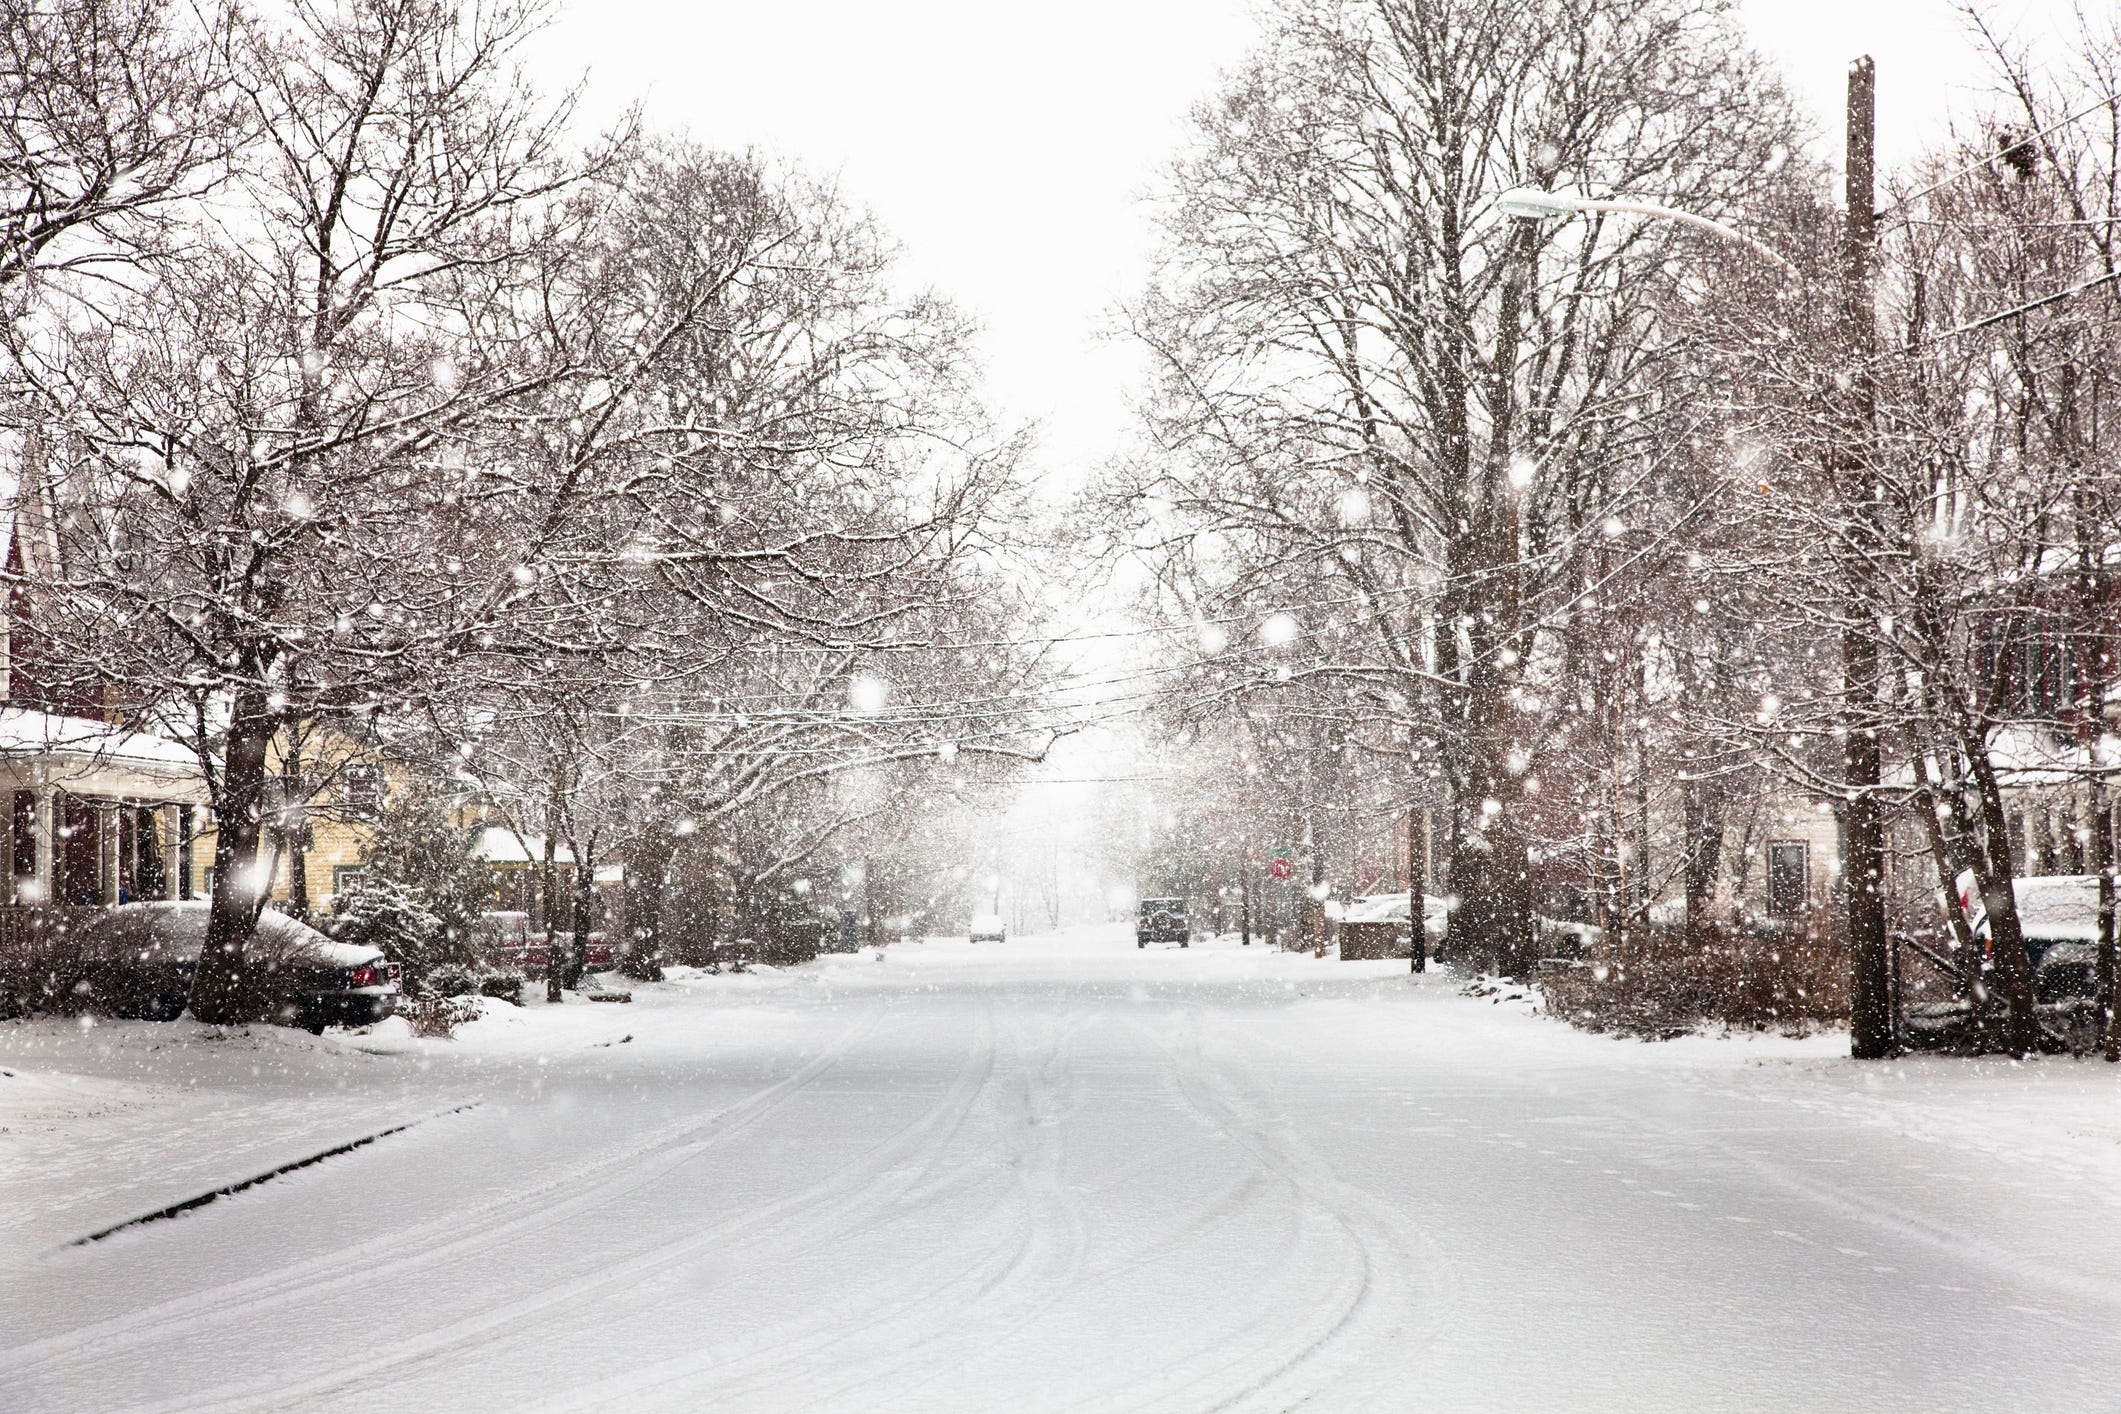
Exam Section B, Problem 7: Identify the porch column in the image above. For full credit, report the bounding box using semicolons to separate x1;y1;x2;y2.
161;804;183;901
31;785;53;905
98;804;120;905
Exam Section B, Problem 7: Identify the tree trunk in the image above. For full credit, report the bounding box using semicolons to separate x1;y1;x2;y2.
2094;770;2116;1063
1682;774;1729;947
1965;741;2041;1053
621;824;674;981
568;836;596;990
1912;786;1978;970
1634;726;1652;924
1444;217;1538;981
541;824;561;1004
286;834;309;922
188;692;277;1024
282;734;309;921
865;857;891;950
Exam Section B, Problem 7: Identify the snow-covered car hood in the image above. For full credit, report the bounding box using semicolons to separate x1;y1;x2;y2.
1343;893;1452;926
2014;875;2104;943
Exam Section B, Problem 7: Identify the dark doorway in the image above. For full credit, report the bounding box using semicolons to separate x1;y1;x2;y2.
1766;841;1808;920
60;795;100;904
132;807;166;901
11;791;33;883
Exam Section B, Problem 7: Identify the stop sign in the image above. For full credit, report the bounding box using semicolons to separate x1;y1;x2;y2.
1267;855;1294;882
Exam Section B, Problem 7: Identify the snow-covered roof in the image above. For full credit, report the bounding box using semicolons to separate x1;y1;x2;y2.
469;825;578;866
1887;726;2121;792
0;707;208;803
1985;725;2121;789
2032;542;2121;578
469;835;621;880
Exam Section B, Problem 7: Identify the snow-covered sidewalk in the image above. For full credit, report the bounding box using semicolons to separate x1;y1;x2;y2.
4;926;2120;1412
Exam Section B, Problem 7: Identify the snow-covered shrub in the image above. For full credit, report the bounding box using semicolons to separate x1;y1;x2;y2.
328;878;457;988
1541;922;1848;1039
400;960;521;1005
325;787;490;990
405;992;481;1039
421;961;482;997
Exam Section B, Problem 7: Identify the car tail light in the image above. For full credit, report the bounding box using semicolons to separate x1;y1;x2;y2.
348;963;379;988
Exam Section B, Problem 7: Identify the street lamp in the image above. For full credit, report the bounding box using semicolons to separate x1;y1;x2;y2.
1503;69;1895;1060
1495;187;1801;281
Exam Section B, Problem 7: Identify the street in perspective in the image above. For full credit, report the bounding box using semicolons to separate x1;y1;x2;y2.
3;0;2121;1410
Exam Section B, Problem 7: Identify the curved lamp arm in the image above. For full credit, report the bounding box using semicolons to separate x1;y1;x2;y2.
1496;187;1802;283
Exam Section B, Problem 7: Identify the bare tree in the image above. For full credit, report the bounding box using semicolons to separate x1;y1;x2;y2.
1118;0;1802;972
0;0;241;296
6;0;618;1022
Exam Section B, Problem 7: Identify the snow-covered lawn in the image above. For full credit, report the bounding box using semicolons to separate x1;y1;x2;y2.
5;925;2120;1411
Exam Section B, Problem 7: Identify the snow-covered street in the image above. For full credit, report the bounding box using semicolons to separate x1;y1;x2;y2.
5;928;2120;1412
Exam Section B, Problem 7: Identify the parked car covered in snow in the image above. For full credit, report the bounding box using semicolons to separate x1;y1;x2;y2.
2012;874;2112;1001
36;902;399;1031
969;912;1007;943
1336;891;1451;959
473;910;615;972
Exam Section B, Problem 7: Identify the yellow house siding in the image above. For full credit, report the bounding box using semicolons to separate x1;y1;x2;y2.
186;721;394;908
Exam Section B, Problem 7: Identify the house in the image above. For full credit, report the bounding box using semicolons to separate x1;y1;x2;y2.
1963;548;2121;877
183;724;395;915
1;492;210;911
467;823;623;934
0;706;210;906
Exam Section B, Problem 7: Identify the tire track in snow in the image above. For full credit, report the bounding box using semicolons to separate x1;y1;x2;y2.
1123;1008;1447;1413
124;1002;1006;1414
785;1005;1098;1414
527;1002;1101;1413
2;1000;888;1383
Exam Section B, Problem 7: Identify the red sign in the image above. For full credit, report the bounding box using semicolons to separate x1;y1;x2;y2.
1267;856;1294;882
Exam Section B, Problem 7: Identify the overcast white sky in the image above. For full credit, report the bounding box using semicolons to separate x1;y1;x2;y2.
526;0;2090;482
516;1;2098;871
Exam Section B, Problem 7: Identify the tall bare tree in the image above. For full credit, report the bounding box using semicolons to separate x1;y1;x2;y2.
1120;0;1801;971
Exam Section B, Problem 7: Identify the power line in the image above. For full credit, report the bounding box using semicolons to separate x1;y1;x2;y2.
1876;93;2121;222
1918;265;2121;345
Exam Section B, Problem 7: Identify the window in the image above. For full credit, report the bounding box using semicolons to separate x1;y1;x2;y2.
343;764;382;820
333;865;369;894
1766;841;1808;919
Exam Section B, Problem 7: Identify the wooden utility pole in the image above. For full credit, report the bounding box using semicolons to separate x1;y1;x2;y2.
1407;808;1426;973
1843;56;1894;1060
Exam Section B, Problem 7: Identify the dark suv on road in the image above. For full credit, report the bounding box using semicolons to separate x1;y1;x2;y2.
1137;898;1190;948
